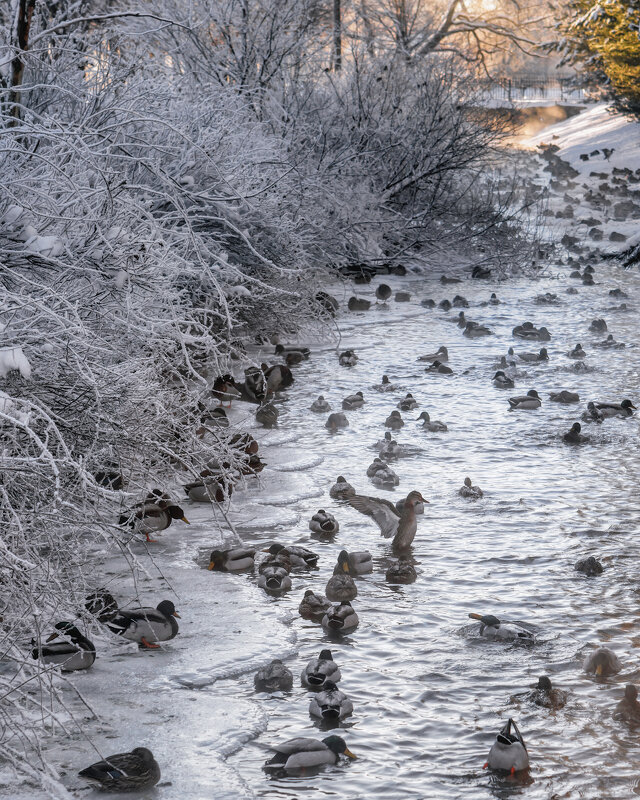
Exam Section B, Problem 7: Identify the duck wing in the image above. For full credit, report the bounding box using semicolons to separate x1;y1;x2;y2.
348;495;400;538
273;737;326;755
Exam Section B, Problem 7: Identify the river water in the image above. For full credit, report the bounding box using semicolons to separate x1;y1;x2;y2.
7;193;640;800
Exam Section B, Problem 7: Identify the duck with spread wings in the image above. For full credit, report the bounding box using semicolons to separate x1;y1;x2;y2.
348;490;426;553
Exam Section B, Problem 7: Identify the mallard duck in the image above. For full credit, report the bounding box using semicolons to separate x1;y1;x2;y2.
508;390;541;410
325;568;357;602
427;359;454;374
373;374;396;392
256;402;279;428
583;647;621;676
513;324;551;341
609;287;628;298
385;559;417;584
581;401;605;423
338;349;358;366
31;622;96;672
310;509;340;535
486;718;529;774
298;590;331;621
376;283;392;302
421;298;436;308
582;273;595;286
254;659;293;691
594;334;625;349
212;374;242;406
184;474;232;503
85;589;118;622
535;292;559;305
317;292;339;315
379;437;403;459
563;422;589;444
439;299;452;311
207;548;256;571
488;292;500;305
201;406;230;428
94;461;123;490
366;457;387;477
325;412;349;431
518;347;548;363
309;682;354;721
568;343;586;358
440;274;461;284
265;363;294;394
322;602;359;634
257;565;292;593
464;322;492;337
524;676;568;709
472;265;491;279
264;543;319;569
590;318;607;332
550;390;579;403
614;685;640;723
416;411;448;432
459;476;483;499
79;747;160;792
453;294;469;307
370;464;399;488
395;291;411;302
594;399;636;418
329;477;355;500
468;613;534;643
275;344;310;362
311;396;332;412
118;497;189;543
336;549;373;575
492;370;514;389
263;735;356;773
385;410;405;429
418;346;448;362
398;393;418;411
342;391;365;410
107;600;180;649
301;649;342;687
349;490;426;553
454;311;467;327
348;296;371;311
575;555;603;576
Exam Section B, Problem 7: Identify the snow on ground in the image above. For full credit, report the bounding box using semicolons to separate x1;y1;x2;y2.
522;103;640;252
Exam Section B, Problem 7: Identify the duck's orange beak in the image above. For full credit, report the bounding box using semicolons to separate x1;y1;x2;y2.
595;663;603;676
468;613;483;621
172;611;181;618
181;516;190;524
207;561;215;570
46;632;60;643
344;747;357;759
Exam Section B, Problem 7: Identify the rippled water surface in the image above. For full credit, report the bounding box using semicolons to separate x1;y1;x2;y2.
223;262;640;800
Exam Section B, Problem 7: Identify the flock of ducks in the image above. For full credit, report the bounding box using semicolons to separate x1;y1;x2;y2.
31;265;640;790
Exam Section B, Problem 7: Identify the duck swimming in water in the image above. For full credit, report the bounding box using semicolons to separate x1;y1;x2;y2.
568;343;586;358
257;564;292;593
370;464;399;488
426;359;453;374
583;647;621;676
32;623;96;672
329;477;355;500
325;568;357;602
254;659;294;692
493;370;514;389
256;402;279;428
311;396;332;412
301;649;342;687
322;602;359;634
309;509;340;535
385;410;405;429
590;318;607;332
309;682;354;721
486;718;529;774
518;347;548;363
508;390;541;410
299;590;331;621
379;437;404;459
325;412;349;431
549;390;579;403
563;422;589;444
373;374;397;392
342;391;365;410
417;411;448;431
614;685;640;724
385;559;417;584
594;399;636;418
263;735;356;773
418;346;448;362
107;600;180;649
523;676;568;709
338;349;358;367
575;555;603;576
581;401;605;424
398;393;418;411
464;321;493;338
459;476;483;499
453;294;469;307
468;613;534;643
336;549;373;575
264;543;319;569
208;548;256;571
79;747;161;792
594;334;625;349
349;490;426;553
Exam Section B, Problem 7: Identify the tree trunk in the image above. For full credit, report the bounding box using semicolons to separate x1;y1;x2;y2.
333;0;342;71
8;0;36;124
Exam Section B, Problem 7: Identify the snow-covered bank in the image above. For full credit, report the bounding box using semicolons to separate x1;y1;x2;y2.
522;103;640;251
